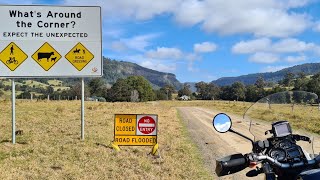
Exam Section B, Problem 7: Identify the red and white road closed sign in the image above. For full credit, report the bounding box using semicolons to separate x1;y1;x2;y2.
136;115;157;135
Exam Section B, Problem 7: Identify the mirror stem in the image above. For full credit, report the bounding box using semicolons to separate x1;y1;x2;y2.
229;128;254;145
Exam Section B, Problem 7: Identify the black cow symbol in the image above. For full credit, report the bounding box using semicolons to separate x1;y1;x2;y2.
73;48;80;54
38;52;55;62
51;57;57;62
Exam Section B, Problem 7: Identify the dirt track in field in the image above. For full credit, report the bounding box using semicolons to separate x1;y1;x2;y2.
177;107;264;180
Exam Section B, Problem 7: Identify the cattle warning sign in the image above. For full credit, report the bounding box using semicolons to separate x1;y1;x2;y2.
0;5;102;77
114;114;158;146
32;42;61;71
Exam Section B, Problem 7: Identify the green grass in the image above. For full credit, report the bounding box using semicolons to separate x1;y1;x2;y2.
47;80;63;86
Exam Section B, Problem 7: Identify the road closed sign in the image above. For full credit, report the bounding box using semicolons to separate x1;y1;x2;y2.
114;114;158;146
0;5;102;77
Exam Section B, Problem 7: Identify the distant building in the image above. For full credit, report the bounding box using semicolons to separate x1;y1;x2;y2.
179;95;191;101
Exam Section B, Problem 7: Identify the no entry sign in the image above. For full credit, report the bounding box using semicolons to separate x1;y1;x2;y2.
114;114;158;146
137;115;157;135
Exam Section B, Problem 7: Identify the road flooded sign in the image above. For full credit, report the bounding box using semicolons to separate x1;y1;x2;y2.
0;42;27;71
32;42;61;71
0;5;101;77
65;42;94;71
114;114;158;146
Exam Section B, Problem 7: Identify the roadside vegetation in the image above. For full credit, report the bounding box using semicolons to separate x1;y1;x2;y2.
0;100;212;179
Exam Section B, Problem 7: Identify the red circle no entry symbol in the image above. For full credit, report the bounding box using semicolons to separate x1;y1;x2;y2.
138;116;156;134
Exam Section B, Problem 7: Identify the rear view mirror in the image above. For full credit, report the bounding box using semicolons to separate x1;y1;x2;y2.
213;113;232;133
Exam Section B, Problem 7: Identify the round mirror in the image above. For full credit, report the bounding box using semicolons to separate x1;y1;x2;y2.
213;113;232;133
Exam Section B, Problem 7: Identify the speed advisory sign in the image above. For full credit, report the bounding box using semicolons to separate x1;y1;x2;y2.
114;114;158;146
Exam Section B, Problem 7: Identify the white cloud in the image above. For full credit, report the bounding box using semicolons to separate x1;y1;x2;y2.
272;38;315;53
110;41;128;52
174;0;311;37
120;33;160;52
145;47;183;59
313;21;320;32
140;61;176;72
232;38;317;64
232;38;271;54
249;52;279;63
232;38;317;54
64;0;182;20
261;65;289;72
285;55;306;63
194;42;217;53
215;122;231;132
64;0;311;38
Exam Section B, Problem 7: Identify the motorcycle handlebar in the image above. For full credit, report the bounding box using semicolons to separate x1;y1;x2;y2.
253;154;320;169
221;157;247;168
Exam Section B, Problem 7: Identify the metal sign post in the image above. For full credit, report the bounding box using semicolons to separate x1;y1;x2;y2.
81;78;85;140
11;79;16;144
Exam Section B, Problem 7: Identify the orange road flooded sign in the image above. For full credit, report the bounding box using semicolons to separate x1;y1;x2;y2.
114;114;158;146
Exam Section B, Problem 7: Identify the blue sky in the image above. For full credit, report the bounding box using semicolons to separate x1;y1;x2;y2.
2;0;320;82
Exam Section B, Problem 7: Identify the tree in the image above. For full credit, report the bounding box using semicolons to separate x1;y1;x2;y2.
195;82;220;100
231;82;246;101
306;73;320;96
178;83;192;97
255;76;265;89
220;86;233;100
88;78;107;97
160;84;175;100
106;78;131;102
126;76;154;102
282;72;295;87
46;86;54;95
245;85;259;102
293;72;309;91
107;76;155;102
69;82;91;98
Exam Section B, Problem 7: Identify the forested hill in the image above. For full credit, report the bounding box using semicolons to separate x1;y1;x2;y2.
212;63;320;86
103;57;182;89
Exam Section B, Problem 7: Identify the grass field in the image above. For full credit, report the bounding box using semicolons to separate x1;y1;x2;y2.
161;100;320;134
0;100;212;179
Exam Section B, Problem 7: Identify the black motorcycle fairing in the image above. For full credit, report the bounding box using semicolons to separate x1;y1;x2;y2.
297;169;320;180
215;153;248;177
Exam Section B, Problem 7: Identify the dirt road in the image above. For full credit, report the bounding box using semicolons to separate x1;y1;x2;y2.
177;107;264;180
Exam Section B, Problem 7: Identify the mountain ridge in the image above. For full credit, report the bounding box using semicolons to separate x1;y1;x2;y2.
211;63;320;86
103;57;182;89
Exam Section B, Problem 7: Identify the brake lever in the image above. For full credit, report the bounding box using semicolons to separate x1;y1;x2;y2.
293;134;311;143
246;168;262;177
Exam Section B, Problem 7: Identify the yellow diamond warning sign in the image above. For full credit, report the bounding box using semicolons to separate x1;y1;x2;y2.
0;42;28;71
65;42;94;71
32;42;61;71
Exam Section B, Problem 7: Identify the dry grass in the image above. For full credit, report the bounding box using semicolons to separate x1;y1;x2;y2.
161;100;320;134
0;100;212;179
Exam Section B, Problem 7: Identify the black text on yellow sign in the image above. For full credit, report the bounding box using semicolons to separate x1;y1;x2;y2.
114;114;158;146
0;42;28;71
31;42;62;71
114;114;136;136
65;42;94;71
114;136;157;146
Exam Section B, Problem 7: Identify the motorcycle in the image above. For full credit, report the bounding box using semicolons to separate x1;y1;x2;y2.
213;91;320;180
